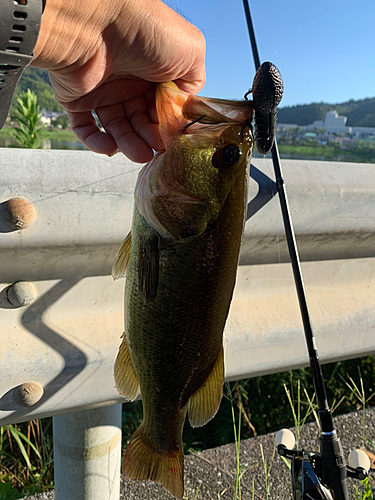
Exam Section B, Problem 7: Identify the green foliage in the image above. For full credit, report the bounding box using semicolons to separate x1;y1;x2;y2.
277;142;375;163
12;68;62;112
121;400;143;448
0;419;54;497
184;481;202;500
283;381;318;447
259;443;276;500
278;96;375;127
3;425;42;471
353;477;374;500
52;113;70;129
225;383;254;500
340;367;375;448
181;356;375;453
11;89;49;149
0;480;23;500
2;357;372;497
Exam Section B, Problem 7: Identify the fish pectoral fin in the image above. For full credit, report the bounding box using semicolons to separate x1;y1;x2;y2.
112;231;132;280
188;346;224;428
114;334;140;401
123;423;184;500
138;235;159;302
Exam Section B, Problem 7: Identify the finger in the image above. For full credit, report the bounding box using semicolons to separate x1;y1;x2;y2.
174;74;206;95
96;103;154;163
123;95;164;151
67;111;118;156
59;79;154;112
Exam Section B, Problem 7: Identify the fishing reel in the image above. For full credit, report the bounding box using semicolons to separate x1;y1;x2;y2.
275;428;372;500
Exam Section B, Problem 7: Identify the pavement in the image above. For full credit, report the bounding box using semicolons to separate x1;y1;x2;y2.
24;407;375;500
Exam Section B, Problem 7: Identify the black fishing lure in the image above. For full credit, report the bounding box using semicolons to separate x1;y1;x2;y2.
247;61;284;154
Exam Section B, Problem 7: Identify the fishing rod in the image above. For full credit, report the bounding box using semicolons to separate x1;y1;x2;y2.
242;1;371;498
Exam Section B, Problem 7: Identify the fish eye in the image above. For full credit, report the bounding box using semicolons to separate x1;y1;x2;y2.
212;144;242;169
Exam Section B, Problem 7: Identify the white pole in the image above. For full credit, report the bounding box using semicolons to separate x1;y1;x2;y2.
53;404;122;500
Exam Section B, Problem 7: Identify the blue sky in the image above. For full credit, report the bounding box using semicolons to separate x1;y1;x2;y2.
174;0;375;108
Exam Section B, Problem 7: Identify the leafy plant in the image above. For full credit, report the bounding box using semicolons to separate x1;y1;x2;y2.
11;89;49;148
353;476;374;500
0;479;23;500
0;419;54;496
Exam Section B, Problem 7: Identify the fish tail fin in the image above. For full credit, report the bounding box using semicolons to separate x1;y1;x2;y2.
123;424;184;500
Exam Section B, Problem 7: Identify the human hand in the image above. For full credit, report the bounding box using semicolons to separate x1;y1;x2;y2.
32;0;206;162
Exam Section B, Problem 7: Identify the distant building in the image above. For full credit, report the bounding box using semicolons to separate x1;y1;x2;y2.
307;110;349;133
278;110;375;137
40;116;51;126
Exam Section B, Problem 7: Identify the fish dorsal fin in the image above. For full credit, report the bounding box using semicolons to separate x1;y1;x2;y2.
138;235;159;302
114;333;140;401
112;231;132;280
188;346;224;427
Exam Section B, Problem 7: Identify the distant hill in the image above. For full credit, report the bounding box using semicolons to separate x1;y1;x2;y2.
278;97;375;127
12;68;375;128
12;67;62;112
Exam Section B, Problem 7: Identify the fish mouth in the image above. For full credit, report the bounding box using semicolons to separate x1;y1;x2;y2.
156;82;254;149
182;94;254;128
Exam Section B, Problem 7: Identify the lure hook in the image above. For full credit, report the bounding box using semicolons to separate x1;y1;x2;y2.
183;115;206;132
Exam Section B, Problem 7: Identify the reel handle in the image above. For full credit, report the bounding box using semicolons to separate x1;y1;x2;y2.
275;428;296;449
347;449;371;480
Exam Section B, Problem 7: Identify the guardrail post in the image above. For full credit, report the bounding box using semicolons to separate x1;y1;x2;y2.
53;404;122;500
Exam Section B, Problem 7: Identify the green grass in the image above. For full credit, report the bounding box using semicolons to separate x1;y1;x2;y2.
224;383;255;500
0;419;54;497
277;142;375;163
181;356;375;453
354;477;373;500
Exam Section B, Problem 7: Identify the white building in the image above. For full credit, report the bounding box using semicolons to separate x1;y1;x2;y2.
308;110;349;133
278;110;375;137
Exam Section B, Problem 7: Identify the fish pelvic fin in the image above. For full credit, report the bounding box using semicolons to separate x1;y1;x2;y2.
188;346;224;427
112;231;132;280
123;424;184;500
114;334;140;401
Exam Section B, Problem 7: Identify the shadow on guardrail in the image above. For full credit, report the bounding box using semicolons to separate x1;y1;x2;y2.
0;278;88;420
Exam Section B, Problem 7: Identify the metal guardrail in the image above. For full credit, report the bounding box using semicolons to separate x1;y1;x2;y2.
1;148;374;425
0;148;374;499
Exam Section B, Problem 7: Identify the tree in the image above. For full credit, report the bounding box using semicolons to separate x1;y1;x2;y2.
11;89;49;148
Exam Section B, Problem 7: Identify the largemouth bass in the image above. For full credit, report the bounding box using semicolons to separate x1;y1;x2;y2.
112;82;254;499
